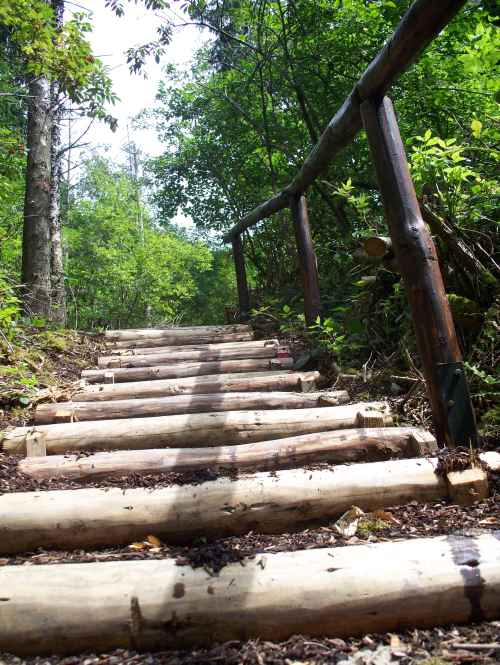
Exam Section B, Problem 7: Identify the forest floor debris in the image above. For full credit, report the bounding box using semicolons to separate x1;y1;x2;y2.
1;624;500;665
0;328;103;427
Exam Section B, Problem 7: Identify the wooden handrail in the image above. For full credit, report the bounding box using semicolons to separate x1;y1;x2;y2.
223;0;466;242
224;0;477;448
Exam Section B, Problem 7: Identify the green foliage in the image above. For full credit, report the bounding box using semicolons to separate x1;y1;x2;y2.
251;304;360;366
65;158;232;328
0;0;117;127
409;129;499;227
0;1;112;99
0;271;22;342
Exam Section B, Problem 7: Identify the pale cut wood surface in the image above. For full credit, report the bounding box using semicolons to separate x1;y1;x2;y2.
19;426;436;480
107;331;253;350
98;343;283;368
104;324;251;340
34;390;350;424
0;456;486;553
1;533;499;655
2;402;391;454
72;370;322;402
81;357;294;384
108;339;279;356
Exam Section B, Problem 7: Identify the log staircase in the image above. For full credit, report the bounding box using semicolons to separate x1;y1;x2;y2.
1;323;499;656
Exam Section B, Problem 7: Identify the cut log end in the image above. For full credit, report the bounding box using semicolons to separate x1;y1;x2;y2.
356;410;392;428
362;236;393;258
446;467;489;506
25;431;47;458
408;429;438;456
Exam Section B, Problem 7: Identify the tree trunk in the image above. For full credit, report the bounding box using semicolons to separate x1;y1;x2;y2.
0;457;488;554
49;94;66;323
34;389;350;424
19;426;437;481
73;370;321;402
21;75;52;318
81;357;294;384
1;402;391;455
48;0;66;324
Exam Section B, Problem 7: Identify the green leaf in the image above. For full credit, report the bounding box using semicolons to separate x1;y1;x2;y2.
470;119;482;138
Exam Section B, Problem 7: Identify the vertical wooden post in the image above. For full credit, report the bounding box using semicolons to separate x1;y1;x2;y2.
360;96;477;448
290;194;322;326
231;234;250;321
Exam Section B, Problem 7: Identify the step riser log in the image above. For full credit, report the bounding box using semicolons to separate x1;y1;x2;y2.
0;458;487;553
104;324;251;341
82;357;294;384
72;371;322;402
2;403;391;455
0;458;487;552
1;534;498;655
34;390;350;424
98;344;283;368
108;332;253;350
19;427;436;480
108;339;280;356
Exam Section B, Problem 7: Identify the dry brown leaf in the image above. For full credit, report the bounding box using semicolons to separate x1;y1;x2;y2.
478;517;498;525
129;542;145;551
372;509;400;525
146;534;162;547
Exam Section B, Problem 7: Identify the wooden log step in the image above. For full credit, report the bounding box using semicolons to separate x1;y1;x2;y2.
81;357;295;384
107;331;253;350
1;402;391;455
34;390;350;424
1;533;499;655
98;343;287;368
0;457;489;554
108;339;279;357
104;324;251;340
72;370;322;402
19;427;437;481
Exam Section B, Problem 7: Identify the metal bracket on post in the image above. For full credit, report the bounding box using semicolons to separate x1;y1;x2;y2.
436;361;477;448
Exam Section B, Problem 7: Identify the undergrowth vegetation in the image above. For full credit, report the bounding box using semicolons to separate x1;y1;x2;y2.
0;271;97;418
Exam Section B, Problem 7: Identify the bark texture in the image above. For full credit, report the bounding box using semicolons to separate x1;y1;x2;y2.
22;75;52;317
48;0;66;323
